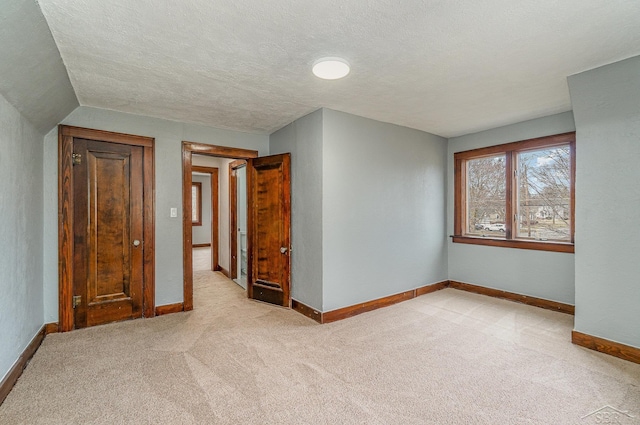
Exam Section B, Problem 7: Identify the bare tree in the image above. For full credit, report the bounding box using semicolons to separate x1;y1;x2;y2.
467;155;506;231
519;146;571;239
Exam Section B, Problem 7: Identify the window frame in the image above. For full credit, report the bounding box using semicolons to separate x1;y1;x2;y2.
453;132;575;253
191;181;203;226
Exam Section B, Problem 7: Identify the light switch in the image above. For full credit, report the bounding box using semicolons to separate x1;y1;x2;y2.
170;208;178;218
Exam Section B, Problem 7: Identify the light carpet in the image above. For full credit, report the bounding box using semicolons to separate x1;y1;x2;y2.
193;246;212;272
1;271;639;424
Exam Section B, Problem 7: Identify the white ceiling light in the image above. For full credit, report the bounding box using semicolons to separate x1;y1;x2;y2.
312;57;350;80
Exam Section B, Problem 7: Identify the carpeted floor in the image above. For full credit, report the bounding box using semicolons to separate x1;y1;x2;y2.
193;246;212;272
1;270;639;424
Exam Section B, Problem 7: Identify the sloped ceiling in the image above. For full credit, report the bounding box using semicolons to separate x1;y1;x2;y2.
8;1;640;137
0;0;77;133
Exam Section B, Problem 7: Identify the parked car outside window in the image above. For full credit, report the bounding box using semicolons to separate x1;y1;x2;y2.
484;223;505;232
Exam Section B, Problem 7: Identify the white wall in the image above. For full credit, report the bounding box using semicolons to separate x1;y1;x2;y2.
568;55;640;348
322;109;448;311
43;107;269;321
192;156;235;272
0;93;44;383
447;112;576;304
270;109;324;310
191;173;211;245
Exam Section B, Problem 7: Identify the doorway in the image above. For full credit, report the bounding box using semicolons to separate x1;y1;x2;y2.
191;165;219;272
58;125;155;331
182;142;292;310
182;143;258;311
229;160;248;289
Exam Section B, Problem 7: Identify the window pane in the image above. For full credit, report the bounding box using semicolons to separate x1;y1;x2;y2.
192;185;199;222
466;154;506;237
516;146;570;241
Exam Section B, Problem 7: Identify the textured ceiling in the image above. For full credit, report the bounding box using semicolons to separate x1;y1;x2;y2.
37;0;640;137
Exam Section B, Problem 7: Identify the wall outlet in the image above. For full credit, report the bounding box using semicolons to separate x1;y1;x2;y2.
170;208;178;218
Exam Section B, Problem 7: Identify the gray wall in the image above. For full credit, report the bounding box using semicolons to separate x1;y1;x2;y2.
270;109;324;310
191;156;235;272
43;106;269;321
322;109;448;311
0;0;77;133
447;112;576;304
569;56;640;348
191;174;211;246
0;93;44;382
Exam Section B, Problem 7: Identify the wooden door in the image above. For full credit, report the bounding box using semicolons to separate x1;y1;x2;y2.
72;138;144;328
247;154;291;307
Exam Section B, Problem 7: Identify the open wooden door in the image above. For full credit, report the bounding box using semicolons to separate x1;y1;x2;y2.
247;153;291;307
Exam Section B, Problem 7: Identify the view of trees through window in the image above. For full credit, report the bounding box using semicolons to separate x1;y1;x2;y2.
465;145;571;242
466;154;506;238
516;147;570;241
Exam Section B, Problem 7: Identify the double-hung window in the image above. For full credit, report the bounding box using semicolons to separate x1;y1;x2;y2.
453;132;575;253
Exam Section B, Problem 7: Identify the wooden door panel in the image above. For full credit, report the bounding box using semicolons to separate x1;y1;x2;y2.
87;300;133;327
88;150;130;304
255;163;284;287
248;154;291;307
73;139;144;328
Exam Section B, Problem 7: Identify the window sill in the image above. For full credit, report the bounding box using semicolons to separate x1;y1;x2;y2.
451;235;574;253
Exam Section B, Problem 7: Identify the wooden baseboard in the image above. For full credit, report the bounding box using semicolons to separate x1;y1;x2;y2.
155;303;184;316
218;266;230;278
323;290;415;323
0;325;46;406
448;280;575;315
292;279;573;324
44;323;59;335
298;281;449;324
416;280;449;296
572;331;640;364
192;243;211;248
292;300;323;323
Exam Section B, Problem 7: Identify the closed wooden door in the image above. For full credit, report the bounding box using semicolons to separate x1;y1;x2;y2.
72;138;144;328
247;154;291;307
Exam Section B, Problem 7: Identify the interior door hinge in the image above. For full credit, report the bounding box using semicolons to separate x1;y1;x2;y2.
72;153;82;165
72;295;81;308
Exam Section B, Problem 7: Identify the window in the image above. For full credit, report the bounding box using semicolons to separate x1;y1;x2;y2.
192;182;202;226
453;132;575;253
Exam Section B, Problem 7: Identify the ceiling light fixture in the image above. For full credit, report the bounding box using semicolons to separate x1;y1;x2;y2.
312;57;350;80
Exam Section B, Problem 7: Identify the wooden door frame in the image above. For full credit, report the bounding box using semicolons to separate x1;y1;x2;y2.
58;125;155;332
192;166;220;271
229;160;247;280
182;142;258;311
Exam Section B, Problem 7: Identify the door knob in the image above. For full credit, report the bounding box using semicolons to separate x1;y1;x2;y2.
133;239;141;247
280;247;288;254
